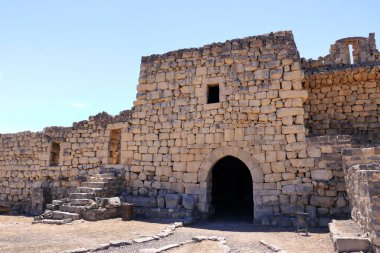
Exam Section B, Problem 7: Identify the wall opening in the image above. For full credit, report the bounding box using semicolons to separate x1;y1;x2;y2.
49;142;60;166
211;155;253;221
348;44;354;64
207;84;220;104
109;129;121;165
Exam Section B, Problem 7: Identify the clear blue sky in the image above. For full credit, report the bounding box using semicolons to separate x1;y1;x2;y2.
0;0;379;133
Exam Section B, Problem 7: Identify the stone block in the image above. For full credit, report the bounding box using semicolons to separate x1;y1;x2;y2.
183;173;197;183
279;90;308;101
157;195;165;208
254;69;269;80
307;146;321;158
311;169;333;181
282;125;305;134
271;162;285;173
282;184;295;194
277;108;304;118
182;194;196;210
295;183;313;195
265;173;282;183
280;204;303;215
310;196;335;208
334;238;371;253
165;194;182;209
283;70;304;81
97;197;121;208
124;195;157;208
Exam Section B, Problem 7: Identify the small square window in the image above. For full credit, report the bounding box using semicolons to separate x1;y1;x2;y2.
207;85;219;104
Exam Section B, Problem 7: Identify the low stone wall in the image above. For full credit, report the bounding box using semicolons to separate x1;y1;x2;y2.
345;163;380;250
341;146;380;250
0;111;130;214
305;135;352;225
122;192;199;223
342;146;380;168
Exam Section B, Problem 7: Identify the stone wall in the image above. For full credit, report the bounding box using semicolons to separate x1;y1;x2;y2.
121;31;357;225
342;147;380;249
1;30;380;227
301;33;380;69
0;111;130;214
304;65;380;142
124;31;309;223
305;135;352;226
344;163;380;250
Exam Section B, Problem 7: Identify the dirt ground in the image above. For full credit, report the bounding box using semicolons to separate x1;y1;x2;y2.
182;220;334;253
0;215;166;253
0;215;334;253
166;241;224;253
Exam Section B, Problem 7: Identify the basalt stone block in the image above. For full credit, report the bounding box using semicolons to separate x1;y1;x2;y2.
157;195;165;208
310;196;335;208
295;183;313;195
165;194;181;209
280;204;303;215
124;195;157;208
97;197;121;208
182;194;196;210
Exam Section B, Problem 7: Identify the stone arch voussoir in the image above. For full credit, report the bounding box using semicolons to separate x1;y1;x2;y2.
198;146;264;183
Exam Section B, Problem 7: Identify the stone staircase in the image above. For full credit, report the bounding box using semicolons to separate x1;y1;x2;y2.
34;166;124;224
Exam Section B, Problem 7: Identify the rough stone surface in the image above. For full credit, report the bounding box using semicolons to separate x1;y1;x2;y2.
0;31;380;233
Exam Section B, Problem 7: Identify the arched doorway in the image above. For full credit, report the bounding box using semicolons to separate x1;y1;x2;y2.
211;155;253;221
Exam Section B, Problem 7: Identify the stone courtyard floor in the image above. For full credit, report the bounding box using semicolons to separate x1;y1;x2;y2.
0;215;334;253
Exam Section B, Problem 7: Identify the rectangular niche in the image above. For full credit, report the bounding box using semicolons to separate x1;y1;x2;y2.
109;129;121;165
49;142;61;166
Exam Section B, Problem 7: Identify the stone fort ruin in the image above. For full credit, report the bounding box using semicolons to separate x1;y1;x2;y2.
1;31;380;249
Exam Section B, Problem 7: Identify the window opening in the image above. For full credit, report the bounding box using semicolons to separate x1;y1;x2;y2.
207;85;220;104
49;142;60;166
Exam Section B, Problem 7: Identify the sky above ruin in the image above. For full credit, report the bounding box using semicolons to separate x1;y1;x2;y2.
0;0;379;133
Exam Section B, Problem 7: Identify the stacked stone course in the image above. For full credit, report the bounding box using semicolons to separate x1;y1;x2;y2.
304;65;380;141
0;111;130;214
126;31;311;223
1;31;380;229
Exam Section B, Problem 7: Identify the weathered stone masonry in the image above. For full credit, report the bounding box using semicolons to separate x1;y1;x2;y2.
126;31;310;223
1;31;380;229
0;111;130;214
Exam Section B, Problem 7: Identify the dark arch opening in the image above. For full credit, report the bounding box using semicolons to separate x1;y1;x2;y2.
211;155;253;221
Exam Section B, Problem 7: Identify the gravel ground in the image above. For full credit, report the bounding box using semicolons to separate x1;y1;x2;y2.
0;215;333;253
100;219;332;253
0;215;167;253
98;229;271;253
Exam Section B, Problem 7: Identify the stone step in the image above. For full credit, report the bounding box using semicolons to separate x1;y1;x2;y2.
46;203;58;210
89;177;114;183
52;211;80;220
77;187;104;193
329;219;371;252
70;192;95;200
95;173;116;178
33;218;72;225
59;204;86;214
71;199;93;206
82;182;108;188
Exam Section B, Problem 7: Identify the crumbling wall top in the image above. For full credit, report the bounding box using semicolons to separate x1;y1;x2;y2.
141;30;299;64
302;33;380;71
